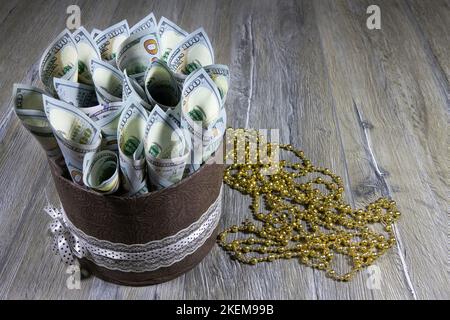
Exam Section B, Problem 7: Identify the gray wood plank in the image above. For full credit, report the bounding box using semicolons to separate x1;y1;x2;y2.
314;0;449;299
405;0;450;83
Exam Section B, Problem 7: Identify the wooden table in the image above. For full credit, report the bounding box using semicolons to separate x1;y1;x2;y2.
0;0;448;300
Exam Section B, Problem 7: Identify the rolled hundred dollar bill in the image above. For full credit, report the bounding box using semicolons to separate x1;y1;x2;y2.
130;12;157;35
53;78;97;108
79;102;122;121
12;84;62;159
167;28;214;84
144;105;188;190
116;28;160;85
204;64;230;105
95;102;123;151
144;59;181;110
123;69;152;110
185;106;227;173
181;68;222;142
39;29;78;94
95;20;129;63
79;102;123;151
73;26;101;85
166;103;182;127
117;100;149;196
202;107;226;159
43;95;101;185
90;58;123;105
83;150;120;194
181;68;225;173
91;28;102;40
157;16;188;61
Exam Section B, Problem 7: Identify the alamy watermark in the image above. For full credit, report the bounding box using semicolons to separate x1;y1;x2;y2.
66;5;81;30
365;265;382;290
66;264;81;289
367;5;381;30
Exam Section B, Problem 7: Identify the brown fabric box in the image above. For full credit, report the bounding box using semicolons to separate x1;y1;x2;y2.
48;157;224;286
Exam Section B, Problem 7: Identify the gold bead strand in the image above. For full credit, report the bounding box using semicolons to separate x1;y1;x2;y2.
218;129;401;281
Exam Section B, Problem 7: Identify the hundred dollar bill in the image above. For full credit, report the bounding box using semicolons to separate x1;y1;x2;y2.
95;102;123;151
12;84;62;159
181;68;222;143
91;28;102;40
53;78;97;107
166;104;182;127
166;28;214;84
157;16;188;61
73;26;101;85
117;100;149;195
95;20;129;63
144;105;188;189
43;95;101;185
39;29;78;94
116;28;160;84
79;102;122;121
144;59;181;111
129;74;146;87
123;69;152;110
128;180;149;197
204;64;230;105
184;106;227;174
83;150;120;194
130;12;157;35
203;107;227;150
90;58;123;105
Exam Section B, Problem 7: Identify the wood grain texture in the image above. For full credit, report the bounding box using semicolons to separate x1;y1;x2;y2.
0;0;448;300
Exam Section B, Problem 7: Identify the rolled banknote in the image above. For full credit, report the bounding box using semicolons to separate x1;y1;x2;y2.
167;28;214;84
95;20;129;63
128;180;149;197
117;100;149;196
95;102;123;151
39;29;78;94
73;26;101;85
91;28;102;40
79;102;122;121
129;74;146;87
123;69;152;110
184;106;227;174
202;107;226;161
83;150;120;194
181;68;222;143
144;105;189;189
116;28;160;85
166;103;182;127
204;64;230;105
53;78;97;107
144;59;181;110
130;12;157;35
12;84;62;159
90;58;123;105
43;95;101;185
157;17;188;61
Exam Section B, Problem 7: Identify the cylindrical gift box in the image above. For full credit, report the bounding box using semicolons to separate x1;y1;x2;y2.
47;157;224;286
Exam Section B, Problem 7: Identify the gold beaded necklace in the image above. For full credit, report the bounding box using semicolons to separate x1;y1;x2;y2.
218;128;401;281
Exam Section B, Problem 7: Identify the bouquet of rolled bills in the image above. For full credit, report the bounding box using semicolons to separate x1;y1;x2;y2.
12;12;229;196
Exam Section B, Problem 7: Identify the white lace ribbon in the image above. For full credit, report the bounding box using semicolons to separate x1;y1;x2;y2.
45;186;222;272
